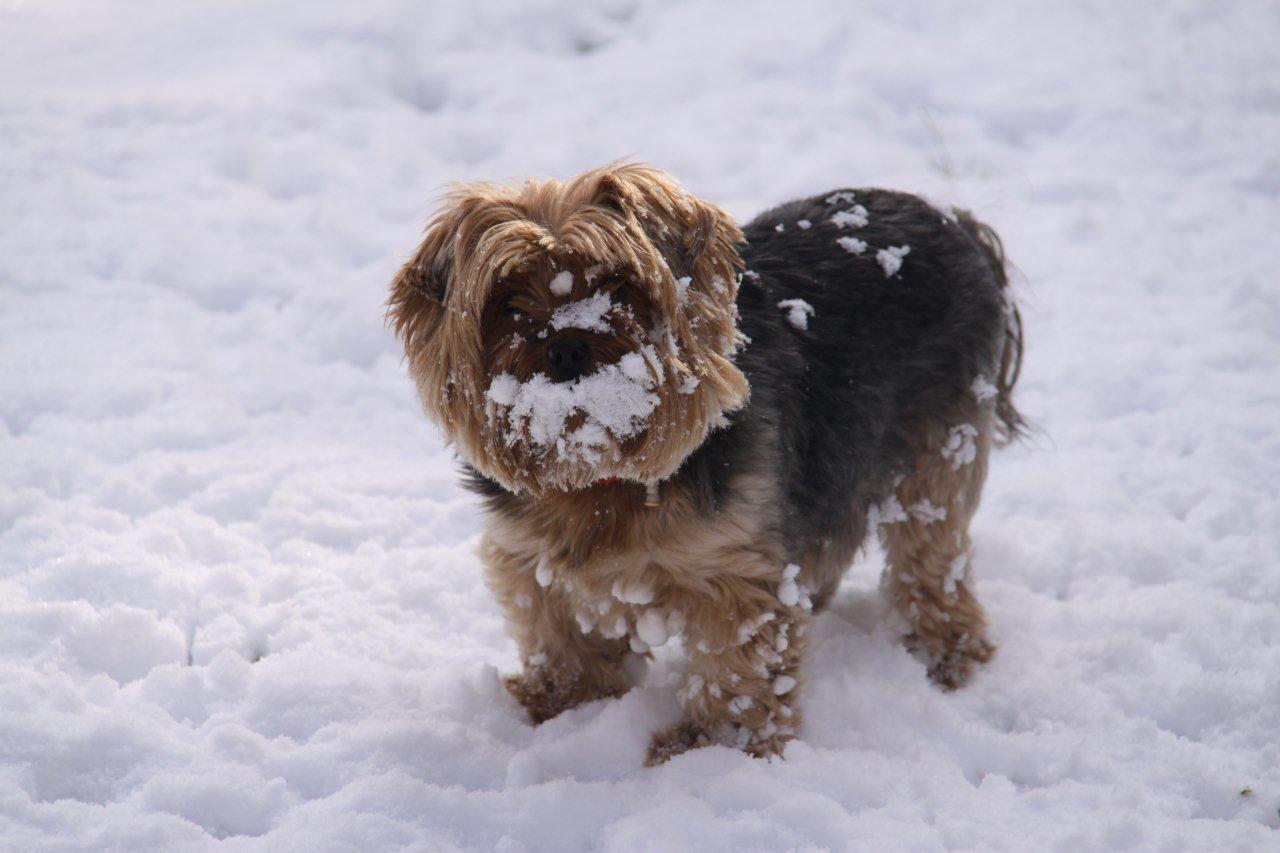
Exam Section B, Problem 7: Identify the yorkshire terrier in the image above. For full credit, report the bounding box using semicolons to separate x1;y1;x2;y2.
388;163;1023;764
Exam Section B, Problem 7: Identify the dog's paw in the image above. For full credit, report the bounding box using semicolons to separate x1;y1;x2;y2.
645;721;712;766
645;721;793;765
915;633;995;690
645;717;716;763
504;669;627;724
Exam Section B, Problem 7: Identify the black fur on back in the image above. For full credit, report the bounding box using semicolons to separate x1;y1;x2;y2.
672;189;1023;552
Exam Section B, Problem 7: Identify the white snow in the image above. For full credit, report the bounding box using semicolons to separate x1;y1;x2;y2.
635;609;670;648
941;422;980;469
777;298;815;330
972;375;998;402
736;612;777;646
944;553;971;597
549;269;574;297
634;608;684;649
486;372;521;407
829;206;870;229
836;235;868;255
868;494;909;527
485;347;660;462
877;244;911;277
617;350;652;383
549;290;614;332
796;219;812;229
909;499;948;524
778;563;803;607
535;556;553;588
674;275;692;304
611;579;655;606
4;1;1280;850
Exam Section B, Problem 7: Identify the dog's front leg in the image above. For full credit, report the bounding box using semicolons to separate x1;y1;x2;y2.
482;536;632;723
647;583;810;764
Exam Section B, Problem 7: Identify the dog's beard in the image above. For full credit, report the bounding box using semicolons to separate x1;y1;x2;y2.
483;342;666;489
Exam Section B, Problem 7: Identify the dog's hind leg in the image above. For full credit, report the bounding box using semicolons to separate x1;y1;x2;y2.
482;537;632;723
877;412;996;689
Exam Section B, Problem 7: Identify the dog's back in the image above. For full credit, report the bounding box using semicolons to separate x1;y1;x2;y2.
723;189;1022;619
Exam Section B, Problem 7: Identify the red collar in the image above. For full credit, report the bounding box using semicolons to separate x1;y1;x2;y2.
595;476;621;486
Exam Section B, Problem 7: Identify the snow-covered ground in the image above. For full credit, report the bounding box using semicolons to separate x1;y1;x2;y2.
3;1;1279;849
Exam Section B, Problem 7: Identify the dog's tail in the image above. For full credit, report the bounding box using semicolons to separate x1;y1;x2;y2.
957;211;1025;443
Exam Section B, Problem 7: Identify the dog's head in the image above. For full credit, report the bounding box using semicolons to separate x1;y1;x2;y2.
388;163;749;497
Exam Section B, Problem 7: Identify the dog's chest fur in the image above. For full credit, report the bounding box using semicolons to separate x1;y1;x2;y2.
475;467;798;651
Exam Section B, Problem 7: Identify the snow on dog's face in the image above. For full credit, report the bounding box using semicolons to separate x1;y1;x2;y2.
388;163;750;496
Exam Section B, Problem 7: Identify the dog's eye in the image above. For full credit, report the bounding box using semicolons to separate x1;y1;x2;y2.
497;294;521;317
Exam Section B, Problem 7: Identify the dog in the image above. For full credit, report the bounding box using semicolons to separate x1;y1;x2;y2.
387;163;1023;764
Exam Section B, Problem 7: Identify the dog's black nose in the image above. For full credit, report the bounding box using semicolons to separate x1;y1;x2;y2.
546;337;592;382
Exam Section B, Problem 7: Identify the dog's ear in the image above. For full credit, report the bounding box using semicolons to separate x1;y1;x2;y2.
589;162;743;328
387;189;486;356
588;163;742;278
387;232;447;361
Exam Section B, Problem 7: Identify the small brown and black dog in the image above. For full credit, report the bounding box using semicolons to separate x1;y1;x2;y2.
388;163;1022;764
